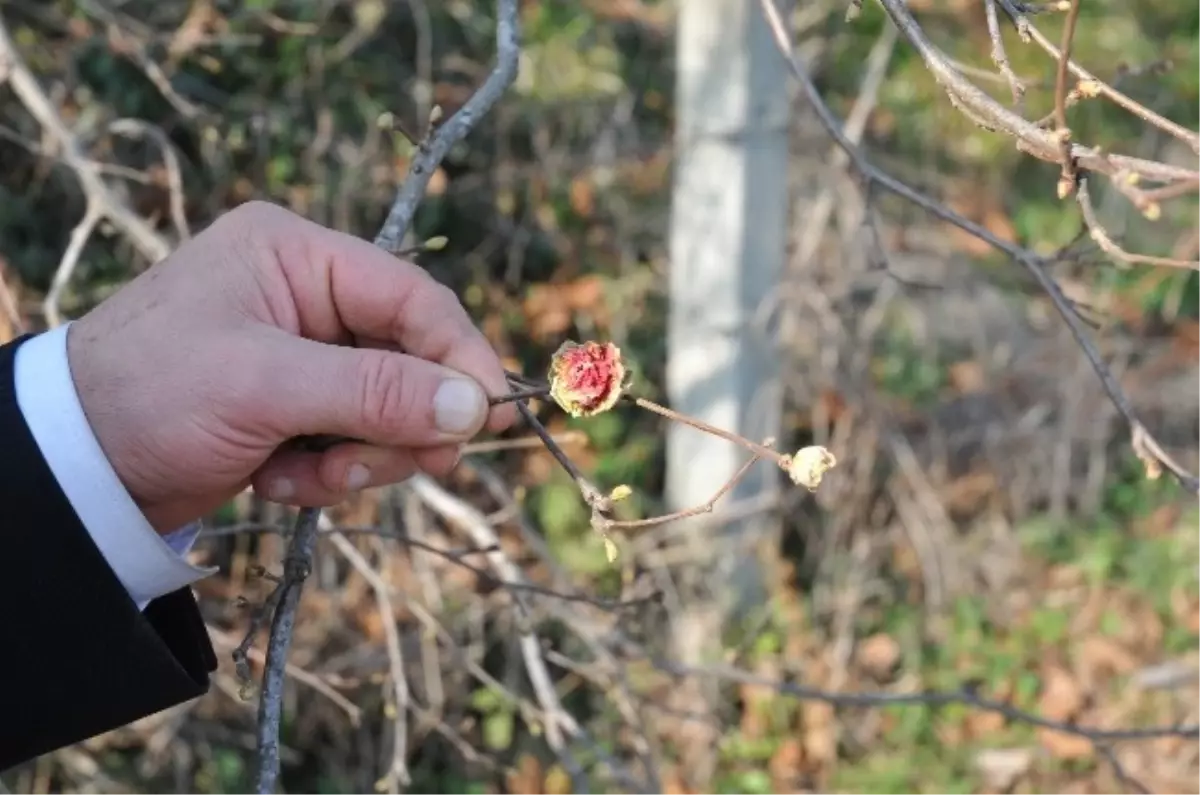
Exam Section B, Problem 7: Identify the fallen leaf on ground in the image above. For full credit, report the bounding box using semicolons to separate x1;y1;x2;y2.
974;747;1034;791
856;633;901;679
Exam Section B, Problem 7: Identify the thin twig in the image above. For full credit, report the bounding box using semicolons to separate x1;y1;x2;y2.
1094;744;1152;794
998;0;1200;154
407;474;591;792
373;0;520;253
0;15;171;265
1077;179;1200;270
598;449;769;533
984;0;1025;107
208;520;654;611
208;626;362;726
630;395;789;467
462;430;588;455
1051;0;1081;196
42;201;102;328
328;531;411;790
108;119;192;241
489;384;550;405
757;0;1199;493
504;368;547;387
795;23;897;273
646;656;1200;742
514;400;593;489
246;2;522;789
873;0;1198;188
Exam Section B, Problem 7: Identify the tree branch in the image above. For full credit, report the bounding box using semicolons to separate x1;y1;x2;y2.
874;0;1197;189
244;1;523;790
0;15;172;267
757;0;1199;493
1051;0;1081;197
373;0;521;253
997;0;1200;154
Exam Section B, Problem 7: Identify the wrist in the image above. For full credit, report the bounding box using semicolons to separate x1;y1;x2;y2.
13;326;216;604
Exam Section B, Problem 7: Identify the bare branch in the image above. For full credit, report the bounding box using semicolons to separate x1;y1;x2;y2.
1051;0;1081;197
795;24;898;272
984;0;1025;107
373;0;521;253
205;520;653;611
874;0;1198;188
645;655;1200;745
108;119;192;241
0;15;172;265
243;3;523;790
1078;179;1200;270
327;531;411;790
997;0;1200;154
42;202;102;328
407;474;591;792
597;449;769;533
208;626;362;726
757;0;1199;493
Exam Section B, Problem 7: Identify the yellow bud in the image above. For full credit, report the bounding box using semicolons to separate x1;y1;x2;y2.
785;446;838;491
1124;172;1140;186
1077;79;1102;98
1056;176;1074;199
423;235;449;251
1142;202;1161;221
603;536;619;563
429;104;444;124
609;484;633;502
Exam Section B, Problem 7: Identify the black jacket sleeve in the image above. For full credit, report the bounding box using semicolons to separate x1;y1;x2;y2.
0;334;217;772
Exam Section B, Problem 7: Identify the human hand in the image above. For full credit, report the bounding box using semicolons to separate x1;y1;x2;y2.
67;201;516;533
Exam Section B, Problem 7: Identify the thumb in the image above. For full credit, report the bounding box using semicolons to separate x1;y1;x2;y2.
263;333;491;447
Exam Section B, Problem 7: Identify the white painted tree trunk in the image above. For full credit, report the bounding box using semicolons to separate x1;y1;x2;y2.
664;2;791;767
667;0;791;598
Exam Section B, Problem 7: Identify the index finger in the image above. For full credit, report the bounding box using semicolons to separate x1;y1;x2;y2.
264;212;517;434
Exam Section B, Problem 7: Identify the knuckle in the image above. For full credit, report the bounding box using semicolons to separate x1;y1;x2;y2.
234;200;286;223
219;201;291;244
355;353;419;435
430;281;461;309
427;282;473;348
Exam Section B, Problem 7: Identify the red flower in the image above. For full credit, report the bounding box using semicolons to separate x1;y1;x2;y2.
548;340;626;417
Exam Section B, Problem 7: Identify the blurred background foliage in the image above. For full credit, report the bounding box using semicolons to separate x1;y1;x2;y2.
0;0;1196;793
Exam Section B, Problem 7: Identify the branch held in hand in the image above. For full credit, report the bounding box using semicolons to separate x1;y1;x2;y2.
243;2;523;791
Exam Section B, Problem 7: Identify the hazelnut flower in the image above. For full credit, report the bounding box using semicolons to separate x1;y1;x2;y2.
548;340;627;417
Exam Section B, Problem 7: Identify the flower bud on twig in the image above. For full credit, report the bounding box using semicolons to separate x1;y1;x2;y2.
547;340;627;418
784;446;838;491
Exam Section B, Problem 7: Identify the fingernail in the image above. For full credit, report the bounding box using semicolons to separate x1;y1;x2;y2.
433;378;486;435
345;463;371;491
270;478;294;501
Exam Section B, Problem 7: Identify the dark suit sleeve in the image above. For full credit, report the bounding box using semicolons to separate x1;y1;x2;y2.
0;334;217;772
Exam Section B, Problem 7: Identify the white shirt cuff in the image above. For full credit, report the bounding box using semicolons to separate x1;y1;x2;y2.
14;324;215;610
